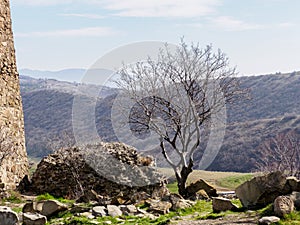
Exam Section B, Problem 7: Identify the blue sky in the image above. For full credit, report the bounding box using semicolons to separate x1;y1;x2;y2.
10;0;300;77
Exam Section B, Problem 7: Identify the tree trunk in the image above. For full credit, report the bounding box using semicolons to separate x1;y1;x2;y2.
176;161;194;198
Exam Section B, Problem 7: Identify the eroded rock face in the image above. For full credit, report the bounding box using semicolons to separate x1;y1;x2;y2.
236;171;290;209
20;142;166;203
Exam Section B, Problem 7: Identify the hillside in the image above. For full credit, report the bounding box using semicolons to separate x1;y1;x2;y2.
20;72;300;172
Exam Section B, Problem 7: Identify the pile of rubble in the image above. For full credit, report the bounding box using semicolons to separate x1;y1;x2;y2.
18;142;167;204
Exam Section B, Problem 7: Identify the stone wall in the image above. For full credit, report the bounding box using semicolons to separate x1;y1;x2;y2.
0;0;28;188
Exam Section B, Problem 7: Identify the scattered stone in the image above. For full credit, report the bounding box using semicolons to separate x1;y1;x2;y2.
236;171;288;209
186;179;217;198
23;212;47;225
167;193;193;211
107;205;122;217
79;212;95;219
92;206;107;217
38;200;68;217
258;216;280;225
69;204;90;214
195;189;210;200
119;205;137;215
0;206;19;225
289;191;300;210
212;197;238;212
23;202;35;213
274;196;294;217
284;177;300;193
147;199;172;215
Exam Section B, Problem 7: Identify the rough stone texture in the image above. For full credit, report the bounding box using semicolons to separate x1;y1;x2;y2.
92;206;107;217
0;0;28;189
186;179;217;198
23;212;47;225
37;200;68;217
0;206;18;225
235;171;289;209
212;197;238;213
165;193;194;211
258;216;280;225
146;199;172;215
20;142;166;203
273;196;294;217
107;205;122;217
289;191;300;210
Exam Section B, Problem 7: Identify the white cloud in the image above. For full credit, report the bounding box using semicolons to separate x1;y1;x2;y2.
12;0;221;18
60;13;105;19
11;0;73;6
93;0;221;18
210;16;264;31
15;27;117;37
278;22;296;28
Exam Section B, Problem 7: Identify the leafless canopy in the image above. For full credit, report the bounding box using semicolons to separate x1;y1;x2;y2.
115;40;243;196
256;130;300;178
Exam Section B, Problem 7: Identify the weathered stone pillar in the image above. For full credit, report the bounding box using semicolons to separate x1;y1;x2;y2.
0;0;28;189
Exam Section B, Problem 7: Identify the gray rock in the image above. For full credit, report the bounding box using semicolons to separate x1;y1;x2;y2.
168;193;193;211
258;216;280;225
107;205;122;217
289;191;300;210
236;171;288;209
23;202;35;213
274;196;294;217
23;212;47;225
186;179;217;198
147;199;172;215
38;200;68;217
118;205;137;215
92;206;107;217
284;177;300;192
0;206;18;225
212;197;238;212
79;212;95;219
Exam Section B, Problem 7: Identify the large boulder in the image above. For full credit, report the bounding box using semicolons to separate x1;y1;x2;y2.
186;179;217;198
273;196;294;217
19;142;166;203
0;206;18;225
236;171;289;209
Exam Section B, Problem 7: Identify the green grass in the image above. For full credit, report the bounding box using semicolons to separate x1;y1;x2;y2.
279;211;300;225
166;182;178;194
257;204;300;225
36;193;74;204
216;174;254;189
2;191;24;204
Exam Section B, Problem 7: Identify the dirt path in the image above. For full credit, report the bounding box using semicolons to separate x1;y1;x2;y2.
170;213;259;225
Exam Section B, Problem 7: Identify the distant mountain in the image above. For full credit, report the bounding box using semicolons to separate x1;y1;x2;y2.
20;71;300;172
20;69;86;83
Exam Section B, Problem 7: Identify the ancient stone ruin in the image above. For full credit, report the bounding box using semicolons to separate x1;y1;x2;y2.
0;0;28;189
19;142;168;204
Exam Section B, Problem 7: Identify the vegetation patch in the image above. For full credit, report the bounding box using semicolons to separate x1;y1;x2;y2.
216;174;254;189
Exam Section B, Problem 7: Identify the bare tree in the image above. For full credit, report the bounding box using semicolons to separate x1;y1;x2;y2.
115;40;244;197
255;130;300;178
